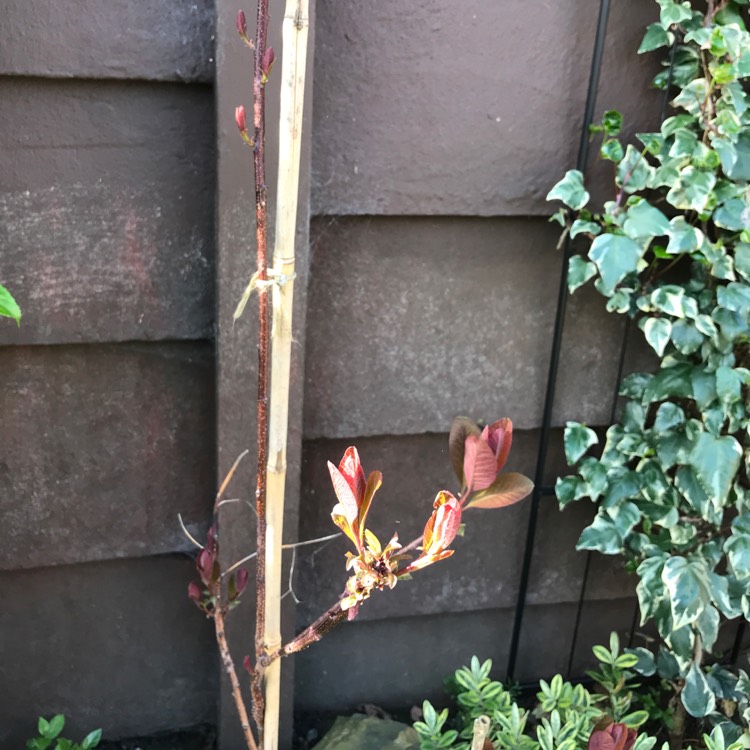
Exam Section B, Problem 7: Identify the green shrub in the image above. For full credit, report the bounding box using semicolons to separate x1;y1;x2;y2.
26;715;101;750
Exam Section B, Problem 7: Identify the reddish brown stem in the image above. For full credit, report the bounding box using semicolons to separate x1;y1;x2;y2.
266;598;350;662
251;0;271;742
215;607;259;750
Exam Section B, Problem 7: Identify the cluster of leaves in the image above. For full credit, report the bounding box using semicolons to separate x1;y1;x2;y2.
27;715;101;750
547;0;750;735
413;637;652;750
327;417;533;617
0;282;21;324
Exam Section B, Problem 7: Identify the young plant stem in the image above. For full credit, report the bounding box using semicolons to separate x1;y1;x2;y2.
215;606;259;750
262;2;310;748
251;0;271;741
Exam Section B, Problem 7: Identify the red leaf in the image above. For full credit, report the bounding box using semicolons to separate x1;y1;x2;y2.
463;435;498;492
339;446;366;504
465;472;533;509
358;470;382;537
449;416;480;488
486;417;513;471
328;460;359;523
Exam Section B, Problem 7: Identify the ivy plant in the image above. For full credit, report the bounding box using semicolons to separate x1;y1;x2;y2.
548;0;750;744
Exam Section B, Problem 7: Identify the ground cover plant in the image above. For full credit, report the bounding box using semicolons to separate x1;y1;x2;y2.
547;1;750;748
26;715;101;750
414;635;654;750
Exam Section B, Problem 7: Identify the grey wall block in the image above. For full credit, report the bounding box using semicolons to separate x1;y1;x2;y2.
311;0;661;216
0;343;215;570
303;216;625;438
0;0;215;82
293;598;638;714
0;79;215;344
0;556;217;745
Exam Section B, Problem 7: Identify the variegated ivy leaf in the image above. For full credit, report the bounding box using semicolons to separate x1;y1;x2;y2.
666;166;716;213
689;432;742;506
661;556;712;629
640;317;673;356
563;422;598;464
682;661;716;718
546;169;590;211
589;233;644;295
657;0;692;29
567;255;597;292
617;145;655;193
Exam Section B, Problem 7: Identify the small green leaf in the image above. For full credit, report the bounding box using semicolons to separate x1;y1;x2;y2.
589;233;643;295
567;255;598;292
570;220;601;239
564;423;598;464
601;138;624;162
617;145;654;193
682;661;716;717
547;170;590;210
47;716;64;739
626;647;656;676
658;0;693;28
623;200;671;240
639;22;671;52
641;317;673;356
603;110;624;137
666;167;716;213
0;284;21;324
689;432;742;506
662;556;712;629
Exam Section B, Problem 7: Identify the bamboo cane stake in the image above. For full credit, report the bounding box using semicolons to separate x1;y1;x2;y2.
262;1;310;748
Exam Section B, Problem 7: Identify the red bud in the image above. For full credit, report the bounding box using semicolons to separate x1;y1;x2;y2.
262;47;275;77
243;655;253;673
188;581;202;603
235;105;247;133
236;9;247;37
235;567;249;595
197;548;214;584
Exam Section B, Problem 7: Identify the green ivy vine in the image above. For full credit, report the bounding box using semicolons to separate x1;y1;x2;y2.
548;0;750;741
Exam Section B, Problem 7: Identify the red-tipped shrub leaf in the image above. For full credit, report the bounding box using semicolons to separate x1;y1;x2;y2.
358;470;382;537
465;472;533;509
464;435;499;492
488;418;513;471
328;460;360;523
339;446;366;501
449;417;480;487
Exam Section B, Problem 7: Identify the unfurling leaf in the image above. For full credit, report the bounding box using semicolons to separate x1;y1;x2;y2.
449;416;481;487
465;472;533;509
464;434;498;492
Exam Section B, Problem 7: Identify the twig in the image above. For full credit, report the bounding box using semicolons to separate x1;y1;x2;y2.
471;716;491;750
222;532;342;577
177;513;204;550
215;607;259;750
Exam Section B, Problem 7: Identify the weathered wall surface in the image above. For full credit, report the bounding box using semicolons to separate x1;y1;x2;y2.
295;0;662;716
0;1;217;744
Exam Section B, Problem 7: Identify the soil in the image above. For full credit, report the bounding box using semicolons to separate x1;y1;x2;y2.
98;724;215;750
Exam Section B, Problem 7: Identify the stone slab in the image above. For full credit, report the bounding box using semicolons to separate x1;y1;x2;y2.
0;342;215;570
311;0;662;216
0;0;215;82
0;555;217;745
314;715;419;750
0;79;215;344
303;216;626;438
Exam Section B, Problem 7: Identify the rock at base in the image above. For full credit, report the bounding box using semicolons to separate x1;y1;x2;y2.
313;714;420;750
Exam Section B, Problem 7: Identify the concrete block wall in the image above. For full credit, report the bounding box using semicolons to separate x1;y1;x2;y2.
293;0;664;715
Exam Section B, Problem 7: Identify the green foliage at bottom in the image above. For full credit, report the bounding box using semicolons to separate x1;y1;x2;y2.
414;636;661;750
26;715;101;750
